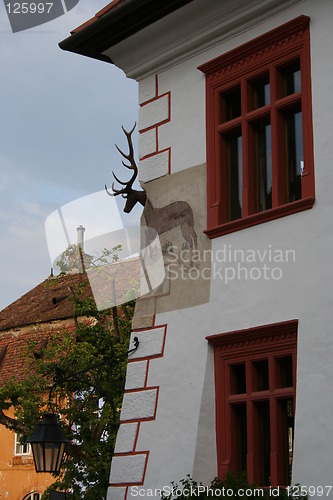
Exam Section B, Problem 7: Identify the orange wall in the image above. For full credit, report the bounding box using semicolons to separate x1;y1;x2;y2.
0;410;53;500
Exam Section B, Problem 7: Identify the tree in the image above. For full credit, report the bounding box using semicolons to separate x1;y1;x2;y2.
0;275;135;499
56;244;122;274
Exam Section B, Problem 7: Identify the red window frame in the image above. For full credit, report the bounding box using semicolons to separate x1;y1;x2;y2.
207;320;298;487
199;16;315;238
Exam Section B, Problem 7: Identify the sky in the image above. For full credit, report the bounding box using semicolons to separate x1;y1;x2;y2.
0;0;141;311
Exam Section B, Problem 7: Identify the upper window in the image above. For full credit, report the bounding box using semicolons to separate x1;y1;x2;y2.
207;320;298;487
15;433;31;455
199;16;315;238
23;494;41;500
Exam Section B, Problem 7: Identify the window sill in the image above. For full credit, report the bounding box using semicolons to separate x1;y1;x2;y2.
204;197;315;239
12;455;33;466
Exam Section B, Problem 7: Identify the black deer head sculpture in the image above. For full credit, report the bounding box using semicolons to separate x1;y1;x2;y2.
105;123;146;213
105;124;198;250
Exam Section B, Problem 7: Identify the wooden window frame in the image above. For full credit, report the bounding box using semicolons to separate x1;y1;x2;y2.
207;319;298;487
199;16;315;238
15;432;31;456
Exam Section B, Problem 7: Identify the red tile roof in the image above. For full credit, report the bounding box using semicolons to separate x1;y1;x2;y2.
0;258;140;383
0;273;92;332
0;273;91;383
0;256;140;332
87;257;140;311
0;326;73;383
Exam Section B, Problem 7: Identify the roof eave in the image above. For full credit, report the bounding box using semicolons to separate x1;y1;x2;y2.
59;0;194;64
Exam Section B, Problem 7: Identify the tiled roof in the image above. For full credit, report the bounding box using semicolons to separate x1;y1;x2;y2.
87;257;140;311
0;258;140;383
0;326;72;383
0;273;92;332
0;256;141;332
0;273;87;383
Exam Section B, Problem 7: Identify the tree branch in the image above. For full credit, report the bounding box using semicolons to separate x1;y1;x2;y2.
0;407;28;434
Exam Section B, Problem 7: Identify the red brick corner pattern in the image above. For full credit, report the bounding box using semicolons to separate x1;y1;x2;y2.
138;75;171;182
108;316;167;500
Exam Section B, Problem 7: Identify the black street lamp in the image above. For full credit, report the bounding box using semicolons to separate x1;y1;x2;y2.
28;412;69;473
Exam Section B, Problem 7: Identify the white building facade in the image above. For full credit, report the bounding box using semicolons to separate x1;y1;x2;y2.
60;1;333;498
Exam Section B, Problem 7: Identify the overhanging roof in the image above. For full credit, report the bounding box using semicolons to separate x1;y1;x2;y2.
59;0;194;64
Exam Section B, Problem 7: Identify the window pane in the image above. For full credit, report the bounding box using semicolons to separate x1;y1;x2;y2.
254;401;271;486
15;433;30;455
230;363;246;394
277;398;294;486
276;356;293;388
15;440;21;455
253;121;272;212
220;86;241;122
231;404;247;473
227;133;243;221
250;75;270;110
280;60;301;97
284;110;303;202
253;359;269;391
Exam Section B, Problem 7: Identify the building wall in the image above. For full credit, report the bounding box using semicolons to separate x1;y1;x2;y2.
0;317;79;499
0;408;53;500
107;0;333;497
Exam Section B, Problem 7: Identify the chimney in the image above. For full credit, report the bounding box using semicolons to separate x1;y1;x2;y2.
77;225;85;249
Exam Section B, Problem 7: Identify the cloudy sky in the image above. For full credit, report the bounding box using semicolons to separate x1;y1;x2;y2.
0;0;140;310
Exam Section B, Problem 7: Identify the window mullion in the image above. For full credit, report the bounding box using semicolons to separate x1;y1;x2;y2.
211;88;223;226
270;66;281;208
269;395;279;486
246;359;255;482
241;79;250;217
269;355;279;486
299;35;314;198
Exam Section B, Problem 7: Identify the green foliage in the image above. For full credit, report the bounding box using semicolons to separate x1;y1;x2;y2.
160;473;308;499
0;277;135;499
56;244;122;274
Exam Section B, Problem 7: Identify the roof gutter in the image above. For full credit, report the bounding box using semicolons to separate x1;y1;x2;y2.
59;0;194;64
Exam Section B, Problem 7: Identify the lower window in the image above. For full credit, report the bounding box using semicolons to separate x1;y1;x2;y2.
207;320;297;486
23;494;40;500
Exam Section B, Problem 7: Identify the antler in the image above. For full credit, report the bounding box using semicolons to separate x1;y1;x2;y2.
105;123;138;198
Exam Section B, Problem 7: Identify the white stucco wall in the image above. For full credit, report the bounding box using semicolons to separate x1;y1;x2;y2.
107;0;333;496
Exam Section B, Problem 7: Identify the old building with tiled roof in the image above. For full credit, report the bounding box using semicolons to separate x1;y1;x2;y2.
0;273;89;333
0;271;96;499
0;273;90;383
0;256;140;380
0;254;140;499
